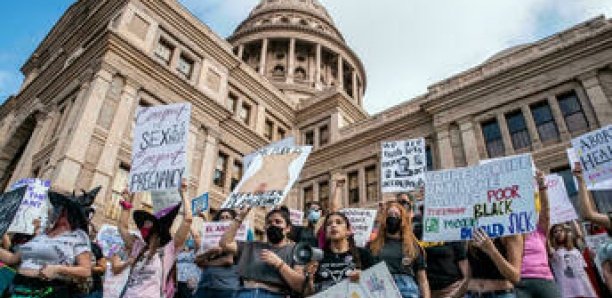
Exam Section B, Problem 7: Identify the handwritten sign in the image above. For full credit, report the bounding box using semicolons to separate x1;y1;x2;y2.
381;138;426;193
221;146;311;209
567;148;612;190
8;179;50;234
129;103;191;193
97;225;131;258
192;193;209;216
585;233;610;253
311;262;401;298
423;154;536;242
546;174;578;225
201;221;248;251
341;208;377;247
571;125;612;187
243;137;295;169
0;187;27;237
289;209;304;226
151;189;182;212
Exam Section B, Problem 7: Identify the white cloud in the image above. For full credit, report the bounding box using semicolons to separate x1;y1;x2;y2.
180;0;612;114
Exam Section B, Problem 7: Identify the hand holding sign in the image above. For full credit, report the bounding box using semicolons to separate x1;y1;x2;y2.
472;228;496;255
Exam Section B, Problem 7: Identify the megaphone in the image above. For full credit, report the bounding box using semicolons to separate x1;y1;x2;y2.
292;242;324;265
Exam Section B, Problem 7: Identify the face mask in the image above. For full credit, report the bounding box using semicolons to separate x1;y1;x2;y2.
386;216;401;234
307;210;321;223
266;225;285;244
140;227;152;240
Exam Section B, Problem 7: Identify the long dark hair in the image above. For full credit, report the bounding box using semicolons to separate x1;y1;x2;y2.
323;211;362;270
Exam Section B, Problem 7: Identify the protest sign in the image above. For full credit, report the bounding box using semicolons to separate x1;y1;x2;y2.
380;138;426;193
545;174;578;225
341;208;377;247
151;189;182;213
201;221;248;251
567;148;612;190
571;125;612;187
177;251;201;283
97;225;127;257
310;262;401;298
129;103;191;193
0;187;27;237
192;193;208;216
221;146;311;209
423;154;536;242
8;179;50;234
243;137;295;169
585;233;610;253
289;209;304;226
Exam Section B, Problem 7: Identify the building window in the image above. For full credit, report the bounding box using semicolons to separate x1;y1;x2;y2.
558;91;588;133
239;103;251;125
154;39;173;65
318;181;329;209
303;186;313;203
277;127;286;140
304;130;314;146
231;161;243;191
213;152;228;188
481;119;504;158
365;165;378;201
531;101;559;143
505;110;531;150
177;54;194;79
348;171;359;204
319;125;329;146
264;119;274;141
425;146;434;171
227;93;238;112
107;164;130;220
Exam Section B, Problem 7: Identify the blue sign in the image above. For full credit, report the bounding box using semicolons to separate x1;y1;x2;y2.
192;193;208;216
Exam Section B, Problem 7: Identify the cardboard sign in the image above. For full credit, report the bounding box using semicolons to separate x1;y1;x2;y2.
423;154;536;242
192;193;209;216
380;138;426;193
571;125;612;187
243;137;296;169
221;146;312;209
201;221;248;251
567;148;612;190
129;103;191;193
341;208;377;247
0;187;27;237
290;209;304;226
546;174;578;225
311;262;402;298
151;189;182;213
8;179;50;234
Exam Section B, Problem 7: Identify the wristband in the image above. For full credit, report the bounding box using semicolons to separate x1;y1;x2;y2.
119;200;133;210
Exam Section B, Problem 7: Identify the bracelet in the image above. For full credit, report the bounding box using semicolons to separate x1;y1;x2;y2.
119;200;133;210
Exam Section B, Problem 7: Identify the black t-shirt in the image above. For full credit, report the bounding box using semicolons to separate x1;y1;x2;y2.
291;226;318;248
425;242;467;290
90;242;104;292
314;247;374;293
374;239;426;276
607;214;612;237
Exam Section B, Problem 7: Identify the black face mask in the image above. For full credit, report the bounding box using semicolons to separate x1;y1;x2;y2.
386;216;401;234
266;225;285;244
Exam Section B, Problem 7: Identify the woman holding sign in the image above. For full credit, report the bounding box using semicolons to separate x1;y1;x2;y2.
370;201;430;298
575;162;612;235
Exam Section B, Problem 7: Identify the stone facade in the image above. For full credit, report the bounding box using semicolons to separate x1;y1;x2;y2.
1;0;611;230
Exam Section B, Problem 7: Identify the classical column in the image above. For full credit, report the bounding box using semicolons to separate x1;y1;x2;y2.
287;38;296;84
259;39;268;76
197;127;220;196
337;56;344;88
579;71;612;126
7;112;51;187
547;96;570;141
52;68;112;192
358;84;364;106
358;167;366;205
497;113;514;155
521;105;542;149
237;44;244;60
435;125;455;169
458;118;480;165
88;80;138;207
315;44;322;89
330;112;341;142
0;112;16;151
352;71;358;100
255;105;267;136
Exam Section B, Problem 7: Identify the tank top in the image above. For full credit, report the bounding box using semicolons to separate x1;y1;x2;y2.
468;238;508;280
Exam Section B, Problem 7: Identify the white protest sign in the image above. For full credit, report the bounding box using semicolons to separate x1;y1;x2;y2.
545;174;578;225
221;146;312;209
151;189;182;213
423;154;536;242
310;262;402;298
290;209;304;226
201;221;248;251
341;208;377;247
585;233;610;253
571;125;612;187
243;137;295;169
129;103;191;193
567;148;612;190
8;178;50;234
380;138;426;193
177;251;201;283
97;225;140;258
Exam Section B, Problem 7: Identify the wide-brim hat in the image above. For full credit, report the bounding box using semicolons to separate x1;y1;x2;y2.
133;203;181;247
48;186;100;232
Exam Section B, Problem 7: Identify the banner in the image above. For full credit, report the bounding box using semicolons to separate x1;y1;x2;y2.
8;179;50;234
545;174;578;225
129;103;191;193
290;209;304;226
221;146;311;209
0;187;27;237
151;189;182;213
192;193;209;216
341;208;377;247
380;138;426;193
571;125;612;187
243;137;295;169
567;148;612;190
201;221;248;251
423;154;536;242
311;262;402;298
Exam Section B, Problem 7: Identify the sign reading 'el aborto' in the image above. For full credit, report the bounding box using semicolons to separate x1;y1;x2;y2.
221;146;311;209
130;103;191;192
571;125;612;186
423;154;536;242
381;138;426;193
201;222;248;251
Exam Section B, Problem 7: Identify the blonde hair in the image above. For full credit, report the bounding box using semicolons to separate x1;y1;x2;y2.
550;224;575;250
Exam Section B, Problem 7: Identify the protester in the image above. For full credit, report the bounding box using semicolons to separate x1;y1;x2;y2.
115;180;193;298
176;227;201;298
598;242;612;292
575;162;611;234
549;222;597;298
0;187;99;297
219;205;305;298
195;209;241;298
370;201;430;298
80;211;106;298
515;172;561;298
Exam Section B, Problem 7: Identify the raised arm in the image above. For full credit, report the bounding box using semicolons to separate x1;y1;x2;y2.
328;179;345;213
536;171;550;233
219;207;250;255
190;224;202;253
118;190;135;251
473;230;523;284
575;163;611;230
174;179;194;250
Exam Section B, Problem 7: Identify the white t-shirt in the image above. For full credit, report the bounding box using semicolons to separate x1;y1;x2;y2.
18;229;91;274
122;239;178;298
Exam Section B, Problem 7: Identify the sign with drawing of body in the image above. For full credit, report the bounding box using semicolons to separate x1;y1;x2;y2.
221;146;312;209
310;262;401;298
8;179;50;234
341;208;377;247
545;174;578;225
571;125;612;187
423;154;536;242
129;103;191;193
381;138;426;193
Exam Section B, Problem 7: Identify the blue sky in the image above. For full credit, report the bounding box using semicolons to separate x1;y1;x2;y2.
1;0;611;113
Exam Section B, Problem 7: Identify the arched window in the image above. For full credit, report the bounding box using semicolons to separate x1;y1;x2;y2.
295;67;307;80
273;65;285;76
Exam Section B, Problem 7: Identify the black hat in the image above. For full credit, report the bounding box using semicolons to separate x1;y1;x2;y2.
133;203;181;247
47;186;100;232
